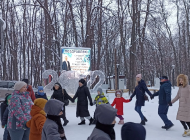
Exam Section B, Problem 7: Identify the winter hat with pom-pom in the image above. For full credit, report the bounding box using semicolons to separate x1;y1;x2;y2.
121;122;146;140
14;81;27;91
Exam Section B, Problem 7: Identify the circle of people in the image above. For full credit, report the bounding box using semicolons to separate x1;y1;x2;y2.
1;74;190;140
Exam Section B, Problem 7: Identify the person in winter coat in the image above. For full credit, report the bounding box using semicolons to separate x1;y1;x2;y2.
1;94;11;140
51;83;73;126
121;122;146;140
170;74;190;136
94;88;109;106
35;86;48;100
88;104;117;140
7;81;33;140
26;98;47;140
151;76;174;130
42;99;67;140
111;90;130;124
22;79;36;102
130;74;152;125
72;79;94;125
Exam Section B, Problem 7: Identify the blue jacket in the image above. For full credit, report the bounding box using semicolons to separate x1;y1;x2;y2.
131;80;152;106
153;80;171;105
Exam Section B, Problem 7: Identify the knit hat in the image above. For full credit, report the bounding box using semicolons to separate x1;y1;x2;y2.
136;74;142;79
34;98;47;110
97;88;103;94
115;90;122;97
22;79;29;84
79;79;85;84
95;104;117;125
38;86;45;96
14;81;27;91
6;94;12;105
121;122;146;140
160;76;168;80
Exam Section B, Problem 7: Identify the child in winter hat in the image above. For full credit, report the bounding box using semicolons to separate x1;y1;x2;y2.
35;86;48;100
121;122;146;140
94;88;109;106
26;98;47;140
111;90;131;124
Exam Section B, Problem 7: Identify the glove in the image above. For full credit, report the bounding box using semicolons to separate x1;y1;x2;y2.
168;102;172;106
2;125;4;128
90;102;93;106
150;95;154;100
129;98;132;101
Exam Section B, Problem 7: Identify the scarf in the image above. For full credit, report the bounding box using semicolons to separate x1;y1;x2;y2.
47;115;66;140
96;121;115;140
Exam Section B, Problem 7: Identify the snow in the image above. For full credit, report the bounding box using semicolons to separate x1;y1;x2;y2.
0;87;188;140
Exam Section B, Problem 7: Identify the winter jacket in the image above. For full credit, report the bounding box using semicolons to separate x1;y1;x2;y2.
153;80;172;105
1;94;11;124
27;105;46;140
130;79;152;106
73;84;93;117
51;83;72;103
42;99;64;140
111;97;130;115
1;103;8;124
94;93;109;106
88;104;117;140
27;85;36;102
171;74;190;122
2;107;9;126
35;93;48;100
7;91;33;130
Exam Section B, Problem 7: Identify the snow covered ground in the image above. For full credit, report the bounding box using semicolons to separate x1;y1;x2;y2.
0;87;189;140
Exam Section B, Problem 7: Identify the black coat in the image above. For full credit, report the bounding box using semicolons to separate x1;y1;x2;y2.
130;80;152;106
2;107;9;126
35;93;48;100
73;84;93;117
51;83;73;103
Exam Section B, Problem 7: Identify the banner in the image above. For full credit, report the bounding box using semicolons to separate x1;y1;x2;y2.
61;47;91;73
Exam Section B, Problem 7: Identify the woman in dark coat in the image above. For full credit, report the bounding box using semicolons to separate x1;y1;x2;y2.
130;74;152;125
51;82;73;126
72;79;94;125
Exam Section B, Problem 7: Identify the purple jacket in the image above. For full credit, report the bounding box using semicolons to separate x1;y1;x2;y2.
7;91;33;130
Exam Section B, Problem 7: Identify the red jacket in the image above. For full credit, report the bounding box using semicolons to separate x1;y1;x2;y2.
27;85;36;102
111;97;130;115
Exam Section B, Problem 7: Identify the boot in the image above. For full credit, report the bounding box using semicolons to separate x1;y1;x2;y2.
91;119;97;124
144;116;148;122
187;130;190;136
63;120;69;126
165;124;174;130
78;120;85;125
161;126;166;129
89;117;94;125
140;120;145;125
118;120;124;125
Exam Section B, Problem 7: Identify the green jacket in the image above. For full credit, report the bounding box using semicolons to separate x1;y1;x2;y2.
94;93;109;106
